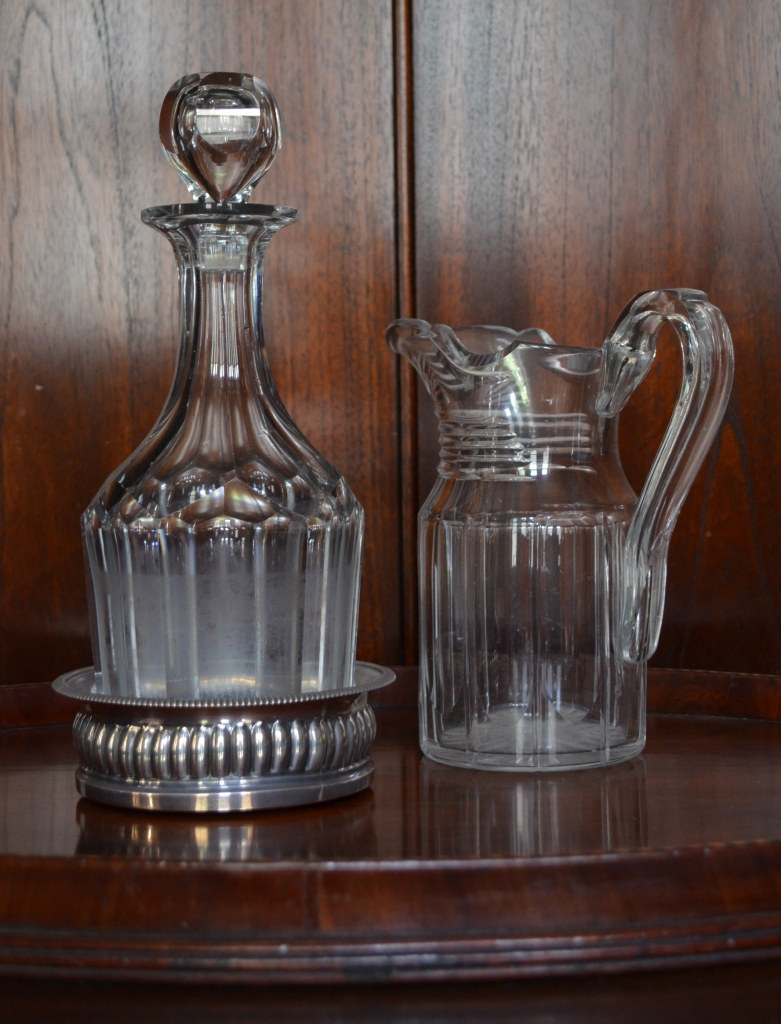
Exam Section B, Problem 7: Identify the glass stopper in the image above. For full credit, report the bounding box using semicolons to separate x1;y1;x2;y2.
159;72;281;203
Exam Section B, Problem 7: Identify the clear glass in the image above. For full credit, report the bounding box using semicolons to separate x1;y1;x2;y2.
83;204;364;701
83;72;364;703
388;290;733;770
159;72;282;204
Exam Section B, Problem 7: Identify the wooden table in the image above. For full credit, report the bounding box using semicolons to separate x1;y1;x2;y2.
1;667;781;1020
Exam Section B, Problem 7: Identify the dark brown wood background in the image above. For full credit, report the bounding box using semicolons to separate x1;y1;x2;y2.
411;0;781;674
0;0;778;684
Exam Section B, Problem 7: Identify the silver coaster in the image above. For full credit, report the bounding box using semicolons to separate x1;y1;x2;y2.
53;663;395;813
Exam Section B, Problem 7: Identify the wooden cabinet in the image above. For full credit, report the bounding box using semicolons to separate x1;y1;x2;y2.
1;0;780;684
2;6;781;1011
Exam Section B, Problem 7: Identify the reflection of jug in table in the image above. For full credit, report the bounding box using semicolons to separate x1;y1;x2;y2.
388;290;733;770
419;756;647;857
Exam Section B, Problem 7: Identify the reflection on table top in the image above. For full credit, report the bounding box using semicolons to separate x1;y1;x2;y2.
1;710;780;863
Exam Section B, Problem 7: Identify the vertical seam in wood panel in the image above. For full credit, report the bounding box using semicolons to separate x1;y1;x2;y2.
393;0;419;664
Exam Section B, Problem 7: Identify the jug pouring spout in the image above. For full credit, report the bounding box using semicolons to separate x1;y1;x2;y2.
386;317;556;403
385;318;465;403
599;290;734;664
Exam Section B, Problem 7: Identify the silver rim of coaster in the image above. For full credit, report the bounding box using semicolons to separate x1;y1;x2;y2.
53;662;395;708
53;663;395;813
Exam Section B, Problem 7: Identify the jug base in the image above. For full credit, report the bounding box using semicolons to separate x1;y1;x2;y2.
423;704;642;770
421;740;645;772
421;705;645;771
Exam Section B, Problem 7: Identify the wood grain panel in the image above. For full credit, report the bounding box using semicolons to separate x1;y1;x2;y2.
0;0;401;683
411;0;781;672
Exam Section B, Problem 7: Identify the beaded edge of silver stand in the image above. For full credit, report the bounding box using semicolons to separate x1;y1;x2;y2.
56;664;394;813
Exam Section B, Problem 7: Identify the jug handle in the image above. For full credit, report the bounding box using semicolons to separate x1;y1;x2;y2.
595;290;734;664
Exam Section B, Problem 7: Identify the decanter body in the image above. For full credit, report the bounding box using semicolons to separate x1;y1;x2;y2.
388;290;733;770
83;76;363;701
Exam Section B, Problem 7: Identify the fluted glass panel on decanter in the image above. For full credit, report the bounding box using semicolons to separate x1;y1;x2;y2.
388;291;733;770
84;208;363;701
83;72;363;702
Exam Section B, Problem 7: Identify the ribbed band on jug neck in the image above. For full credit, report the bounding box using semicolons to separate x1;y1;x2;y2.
437;412;595;478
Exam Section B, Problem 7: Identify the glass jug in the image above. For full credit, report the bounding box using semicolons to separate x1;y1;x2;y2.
387;290;733;770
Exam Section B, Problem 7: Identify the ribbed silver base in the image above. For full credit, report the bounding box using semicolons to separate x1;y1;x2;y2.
54;664;393;813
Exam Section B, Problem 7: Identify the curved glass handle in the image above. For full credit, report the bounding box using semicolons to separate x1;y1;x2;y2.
596;290;734;664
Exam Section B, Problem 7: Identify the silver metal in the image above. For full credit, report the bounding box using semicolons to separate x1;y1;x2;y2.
75;761;375;812
53;662;395;708
54;663;394;813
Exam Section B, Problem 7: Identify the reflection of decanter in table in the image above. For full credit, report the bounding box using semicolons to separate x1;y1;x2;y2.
83;73;364;702
75;791;379;862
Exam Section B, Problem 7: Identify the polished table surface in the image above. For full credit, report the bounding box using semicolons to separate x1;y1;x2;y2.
3;671;781;1014
3;710;781;862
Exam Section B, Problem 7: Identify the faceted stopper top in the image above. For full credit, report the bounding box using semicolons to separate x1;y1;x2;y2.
160;72;281;203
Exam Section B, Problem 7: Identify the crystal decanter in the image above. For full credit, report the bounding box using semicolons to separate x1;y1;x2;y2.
53;74;392;813
82;73;364;701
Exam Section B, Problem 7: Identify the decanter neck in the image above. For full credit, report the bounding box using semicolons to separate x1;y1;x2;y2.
143;209;293;470
144;205;298;398
186;225;269;400
104;202;340;507
91;202;354;524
